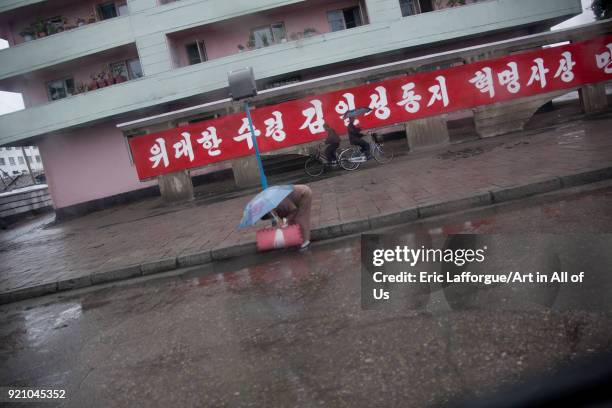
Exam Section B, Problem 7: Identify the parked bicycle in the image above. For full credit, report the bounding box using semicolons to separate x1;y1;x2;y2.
338;132;393;171
304;143;358;176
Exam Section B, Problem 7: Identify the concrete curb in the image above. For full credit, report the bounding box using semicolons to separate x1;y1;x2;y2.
2;166;611;305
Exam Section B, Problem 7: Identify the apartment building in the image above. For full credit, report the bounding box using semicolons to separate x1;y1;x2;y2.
0;146;43;176
0;0;581;217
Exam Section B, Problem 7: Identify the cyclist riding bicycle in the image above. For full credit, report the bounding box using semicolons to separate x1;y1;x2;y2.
347;117;371;160
323;123;340;164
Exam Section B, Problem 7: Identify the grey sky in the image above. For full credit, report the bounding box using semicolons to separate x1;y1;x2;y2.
0;0;597;116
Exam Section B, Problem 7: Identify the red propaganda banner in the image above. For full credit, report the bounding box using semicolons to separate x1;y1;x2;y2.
129;35;612;180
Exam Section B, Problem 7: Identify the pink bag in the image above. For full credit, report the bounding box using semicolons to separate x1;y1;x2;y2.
256;224;303;251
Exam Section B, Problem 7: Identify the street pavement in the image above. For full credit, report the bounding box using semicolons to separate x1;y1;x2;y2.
1;182;611;407
1;109;612;298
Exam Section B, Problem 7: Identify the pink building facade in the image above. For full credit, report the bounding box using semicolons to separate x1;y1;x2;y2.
168;0;365;68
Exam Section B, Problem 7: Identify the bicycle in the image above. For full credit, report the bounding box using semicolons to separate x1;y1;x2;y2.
338;132;393;171
304;143;358;176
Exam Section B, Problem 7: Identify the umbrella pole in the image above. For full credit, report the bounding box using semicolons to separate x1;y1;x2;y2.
244;101;268;190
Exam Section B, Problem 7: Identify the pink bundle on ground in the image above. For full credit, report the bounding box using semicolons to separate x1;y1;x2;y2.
256;224;303;251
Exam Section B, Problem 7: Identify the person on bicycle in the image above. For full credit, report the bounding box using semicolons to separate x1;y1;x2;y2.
347;117;371;159
323;123;340;163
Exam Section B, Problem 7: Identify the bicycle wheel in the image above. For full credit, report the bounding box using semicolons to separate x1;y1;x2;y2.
305;156;325;176
373;143;394;164
339;148;361;171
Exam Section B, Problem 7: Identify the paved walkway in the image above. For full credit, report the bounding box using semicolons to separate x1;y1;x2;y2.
1;110;612;296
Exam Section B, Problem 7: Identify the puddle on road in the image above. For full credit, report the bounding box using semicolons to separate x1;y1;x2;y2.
0;302;82;354
558;129;586;145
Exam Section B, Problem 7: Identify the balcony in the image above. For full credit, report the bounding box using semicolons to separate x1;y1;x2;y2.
1;0;129;46
0;0;133;80
0;44;143;109
399;0;485;17
135;0;306;37
166;0;368;68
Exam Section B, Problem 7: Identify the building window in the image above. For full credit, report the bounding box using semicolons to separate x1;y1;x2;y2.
327;7;363;32
47;78;75;101
0;158;5;165
251;22;286;48
97;1;127;20
36;155;42;163
110;58;143;80
399;0;433;16
26;156;32;164
98;2;117;19
9;157;15;165
46;16;64;34
128;58;143;78
185;41;208;65
18;156;24;165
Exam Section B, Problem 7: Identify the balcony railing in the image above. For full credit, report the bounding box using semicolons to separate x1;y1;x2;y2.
45;58;143;104
169;1;366;68
400;0;488;17
11;0;128;46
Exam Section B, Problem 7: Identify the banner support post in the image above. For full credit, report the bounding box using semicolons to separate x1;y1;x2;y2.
244;101;268;189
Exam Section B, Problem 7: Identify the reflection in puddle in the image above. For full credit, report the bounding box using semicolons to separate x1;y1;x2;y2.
23;303;82;348
558;129;585;144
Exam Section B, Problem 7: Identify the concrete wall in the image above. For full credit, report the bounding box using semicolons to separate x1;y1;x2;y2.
37;122;156;209
0;185;51;222
0;0;46;14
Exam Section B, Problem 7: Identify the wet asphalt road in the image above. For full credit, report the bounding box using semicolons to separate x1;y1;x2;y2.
1;182;612;407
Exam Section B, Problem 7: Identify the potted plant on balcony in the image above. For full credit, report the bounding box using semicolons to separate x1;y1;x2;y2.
303;27;318;38
19;26;35;42
101;69;114;87
95;72;107;88
59;17;69;31
34;20;47;38
246;33;255;50
237;44;245;52
73;81;87;95
88;74;99;90
64;20;76;30
88;13;96;24
46;23;57;36
111;66;127;84
76;17;86;27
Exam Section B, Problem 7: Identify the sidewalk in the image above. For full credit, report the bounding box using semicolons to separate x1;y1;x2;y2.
2;109;612;303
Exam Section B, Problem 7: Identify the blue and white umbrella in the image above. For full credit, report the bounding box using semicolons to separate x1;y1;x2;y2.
342;107;372;119
238;185;294;229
